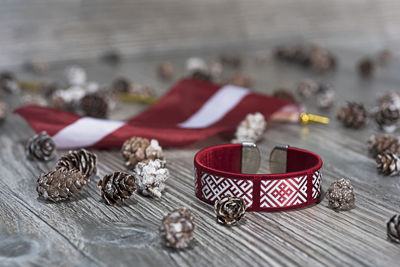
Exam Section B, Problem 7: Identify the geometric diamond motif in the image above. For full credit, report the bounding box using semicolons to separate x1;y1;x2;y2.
200;172;253;208
260;176;307;208
312;170;322;199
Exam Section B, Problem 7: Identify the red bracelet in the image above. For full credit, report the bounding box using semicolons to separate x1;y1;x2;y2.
194;143;323;211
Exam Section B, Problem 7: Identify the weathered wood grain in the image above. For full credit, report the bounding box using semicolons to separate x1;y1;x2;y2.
1;0;400;67
0;46;400;266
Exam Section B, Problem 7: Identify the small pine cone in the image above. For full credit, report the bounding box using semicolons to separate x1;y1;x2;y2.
186;57;208;73
309;45;336;72
274;45;296;61
325;178;355;210
97;172;137;206
219;53;243;68
157;62;175;80
65;65;86;86
214;196;246;226
112;77;131;93
159;207;195;249
80;93;109;118
121;137;163;169
0;72;20;94
56;149;97;182
292;45;311;66
358;58;374;77
134;159;169;198
368;135;400;158
273;88;296;101
387;215;400;244
336;102;368;129
378;49;392;65
24;60;49;74
232;112;267;143
37;169;86;202
375;105;400;133
21;93;48;107
297;79;318;98
377;91;400;109
0;102;7;122
190;70;213;82
376;152;400;176
209;61;223;80
102;50;121;65
25;131;55;161
227;73;254;88
316;88;335;109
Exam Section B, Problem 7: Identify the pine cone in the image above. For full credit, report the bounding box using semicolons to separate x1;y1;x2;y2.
190;70;213;82
159;207;195;249
368;135;400;158
375;105;400;133
56;149;97;182
376;152;400;176
102;50;121;65
121;137;163;169
273;88;296;101
358;58;374;77
309;45;336;72
37;169;86;202
214;196;246;226
80;93;108;118
65;65;86;86
97;172;137;206
25;131;55;161
325;178;355;210
112;77;131;93
227;73;254;88
21;93;48;107
232;112;267;143
296;79;318;98
0;102;7;122
336;102;368;129
316;85;335;109
219;53;243;68
387;215;400;244
377;91;400;109
157;62;175;80
0;72;20;94
134;159;169;198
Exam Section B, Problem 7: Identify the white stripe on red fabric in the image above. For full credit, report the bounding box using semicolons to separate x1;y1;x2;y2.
52;117;125;148
177;85;250;128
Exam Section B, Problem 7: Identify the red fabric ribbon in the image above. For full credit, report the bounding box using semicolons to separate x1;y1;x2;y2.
15;79;300;148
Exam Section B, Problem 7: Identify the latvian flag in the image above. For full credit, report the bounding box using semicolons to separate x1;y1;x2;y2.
15;79;301;149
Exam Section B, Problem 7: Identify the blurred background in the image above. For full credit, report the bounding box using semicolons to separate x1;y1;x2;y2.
1;0;398;67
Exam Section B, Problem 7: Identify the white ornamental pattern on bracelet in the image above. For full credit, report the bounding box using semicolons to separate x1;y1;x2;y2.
312;170;322;199
200;172;253;208
260;176;307;208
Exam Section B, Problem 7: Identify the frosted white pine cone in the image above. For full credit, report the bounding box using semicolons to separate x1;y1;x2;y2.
232;112;267;143
52;86;86;106
134;159;169;198
65;65;87;86
186;57;208;73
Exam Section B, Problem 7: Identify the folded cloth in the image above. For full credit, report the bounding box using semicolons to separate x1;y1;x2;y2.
15;79;301;149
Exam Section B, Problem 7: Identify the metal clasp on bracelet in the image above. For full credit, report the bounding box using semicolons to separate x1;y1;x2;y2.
241;143;288;174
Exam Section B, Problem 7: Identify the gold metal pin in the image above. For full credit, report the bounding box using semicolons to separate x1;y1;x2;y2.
300;113;330;124
18;80;42;91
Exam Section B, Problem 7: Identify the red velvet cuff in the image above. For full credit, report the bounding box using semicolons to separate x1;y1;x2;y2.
194;144;323;211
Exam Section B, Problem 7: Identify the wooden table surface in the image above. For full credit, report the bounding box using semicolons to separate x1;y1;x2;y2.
0;45;399;266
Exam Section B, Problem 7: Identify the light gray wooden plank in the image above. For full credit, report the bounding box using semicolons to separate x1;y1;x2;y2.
1;0;400;67
1;46;400;266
